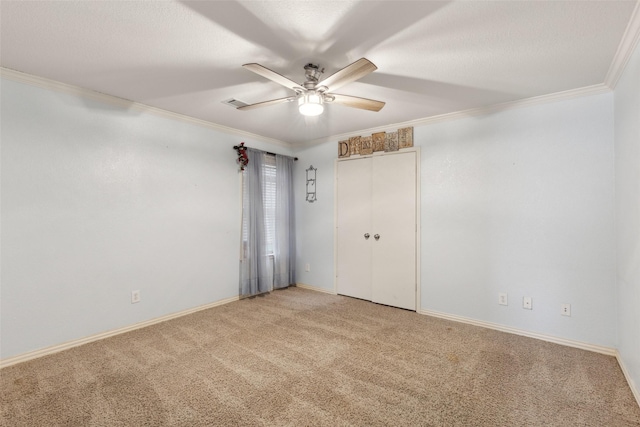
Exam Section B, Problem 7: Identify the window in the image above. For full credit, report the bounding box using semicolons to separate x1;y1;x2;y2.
241;154;276;257
262;155;276;255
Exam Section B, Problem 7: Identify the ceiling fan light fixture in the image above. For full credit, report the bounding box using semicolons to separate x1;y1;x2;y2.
298;92;324;116
239;58;383;114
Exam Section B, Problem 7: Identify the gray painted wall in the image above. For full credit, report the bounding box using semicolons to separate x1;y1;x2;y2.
614;38;640;399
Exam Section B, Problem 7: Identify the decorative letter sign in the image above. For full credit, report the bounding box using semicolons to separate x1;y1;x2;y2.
338;127;413;158
384;131;399;152
372;132;386;152
338;140;350;158
349;136;361;156
360;136;373;155
398;127;413;149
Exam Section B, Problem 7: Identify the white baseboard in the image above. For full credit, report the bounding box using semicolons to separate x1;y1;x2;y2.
5;290;637;410
616;351;640;409
421;308;640;409
419;308;617;356
0;295;239;369
295;283;337;295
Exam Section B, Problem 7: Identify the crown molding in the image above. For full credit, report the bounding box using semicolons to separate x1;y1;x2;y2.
293;83;611;149
0;67;614;151
0;67;290;148
605;1;640;89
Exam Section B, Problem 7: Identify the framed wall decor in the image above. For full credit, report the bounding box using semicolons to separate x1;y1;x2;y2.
337;127;413;158
338;140;350;158
360;135;373;155
372;132;386;152
384;131;399;152
306;165;317;203
349;136;361;156
398;127;414;149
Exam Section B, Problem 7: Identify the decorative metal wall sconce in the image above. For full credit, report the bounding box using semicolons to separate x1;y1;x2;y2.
306;165;317;203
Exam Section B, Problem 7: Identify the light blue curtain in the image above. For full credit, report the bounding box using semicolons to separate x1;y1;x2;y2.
239;149;271;297
239;149;296;297
273;155;296;288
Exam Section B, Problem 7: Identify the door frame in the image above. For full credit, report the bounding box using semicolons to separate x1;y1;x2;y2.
333;146;421;312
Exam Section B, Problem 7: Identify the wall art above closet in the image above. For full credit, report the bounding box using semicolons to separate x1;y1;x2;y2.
338;127;413;158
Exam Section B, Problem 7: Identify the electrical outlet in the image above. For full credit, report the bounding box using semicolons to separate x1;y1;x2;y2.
498;293;508;306
561;303;571;316
131;290;141;304
305;263;311;272
523;296;532;310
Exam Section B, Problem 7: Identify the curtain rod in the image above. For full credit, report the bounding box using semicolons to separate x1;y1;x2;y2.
233;145;298;161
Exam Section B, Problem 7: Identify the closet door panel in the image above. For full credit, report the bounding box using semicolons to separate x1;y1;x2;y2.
336;158;372;301
371;152;417;310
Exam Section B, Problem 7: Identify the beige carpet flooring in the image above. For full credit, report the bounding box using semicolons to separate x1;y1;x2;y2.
1;287;639;426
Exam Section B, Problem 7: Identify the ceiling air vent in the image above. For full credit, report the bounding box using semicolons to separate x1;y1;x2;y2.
222;98;248;108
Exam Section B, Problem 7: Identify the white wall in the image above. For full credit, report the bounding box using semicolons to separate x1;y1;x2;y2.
0;78;291;359
295;91;617;348
418;93;616;347
294;142;336;289
614;38;640;398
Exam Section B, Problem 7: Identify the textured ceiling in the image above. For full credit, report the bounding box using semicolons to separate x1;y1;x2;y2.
1;1;638;145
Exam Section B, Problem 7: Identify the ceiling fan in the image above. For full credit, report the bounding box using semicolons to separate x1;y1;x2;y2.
237;58;385;116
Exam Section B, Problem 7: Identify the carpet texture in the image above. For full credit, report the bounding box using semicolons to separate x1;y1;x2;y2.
1;287;639;426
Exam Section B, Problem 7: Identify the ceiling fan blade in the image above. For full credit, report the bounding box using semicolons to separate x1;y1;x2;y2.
317;58;377;93
329;94;385;112
242;63;304;91
237;96;296;111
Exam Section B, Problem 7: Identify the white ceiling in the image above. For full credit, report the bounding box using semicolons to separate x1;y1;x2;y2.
1;1;638;145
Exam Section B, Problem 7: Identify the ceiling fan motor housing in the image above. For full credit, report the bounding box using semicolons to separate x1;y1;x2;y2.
303;63;324;85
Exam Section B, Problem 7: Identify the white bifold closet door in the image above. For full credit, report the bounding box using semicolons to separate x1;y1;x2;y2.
336;151;417;310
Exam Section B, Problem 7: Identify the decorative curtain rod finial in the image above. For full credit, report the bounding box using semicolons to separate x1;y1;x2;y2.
233;143;298;165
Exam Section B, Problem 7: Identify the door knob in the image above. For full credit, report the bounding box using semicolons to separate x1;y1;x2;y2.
364;233;370;239
374;234;380;240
